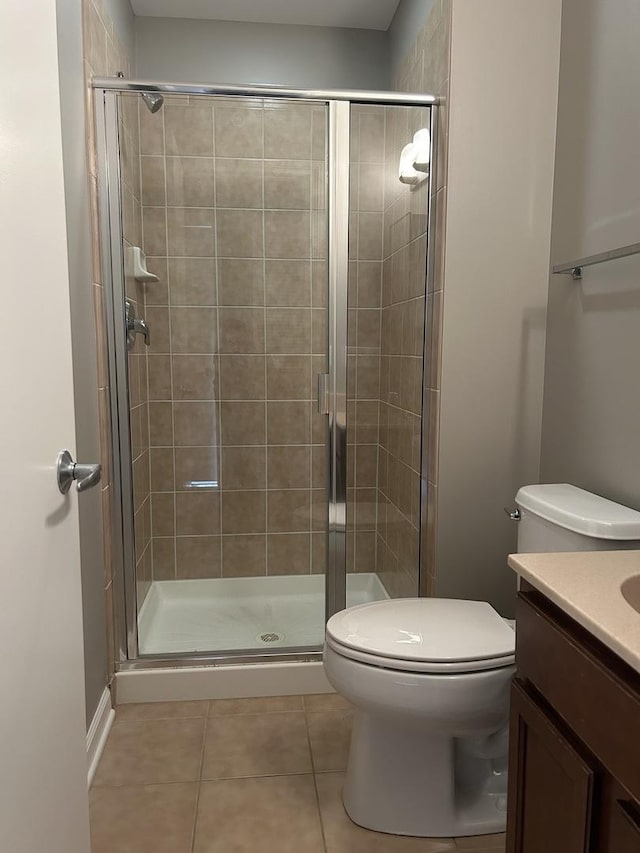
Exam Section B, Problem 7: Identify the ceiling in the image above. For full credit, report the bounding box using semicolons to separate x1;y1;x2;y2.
130;0;402;30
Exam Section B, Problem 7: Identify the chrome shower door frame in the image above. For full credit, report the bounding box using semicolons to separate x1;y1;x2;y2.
326;100;349;621
95;88;135;666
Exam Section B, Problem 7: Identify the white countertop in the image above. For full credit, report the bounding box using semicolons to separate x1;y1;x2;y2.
508;550;640;674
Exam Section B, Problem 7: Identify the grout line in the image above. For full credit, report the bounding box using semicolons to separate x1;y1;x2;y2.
304;695;329;853
261;103;269;578
141;154;326;163
164;114;178;584
139;99;154;593
373;108;387;578
189;702;210;853
91;778;204;791
112;712;209;723
196;770;322;785
146;527;368;538
210;104;224;582
152;204;326;214
350;111;359;576
207;708;306;719
308;116;314;577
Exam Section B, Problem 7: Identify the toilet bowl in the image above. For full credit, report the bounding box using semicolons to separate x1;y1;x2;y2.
323;483;640;838
324;597;515;838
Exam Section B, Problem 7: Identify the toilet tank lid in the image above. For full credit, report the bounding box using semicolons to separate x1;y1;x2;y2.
515;484;640;540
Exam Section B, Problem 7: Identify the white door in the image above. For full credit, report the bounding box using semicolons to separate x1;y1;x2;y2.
0;2;92;852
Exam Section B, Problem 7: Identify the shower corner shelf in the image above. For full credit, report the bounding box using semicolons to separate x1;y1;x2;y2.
125;246;159;283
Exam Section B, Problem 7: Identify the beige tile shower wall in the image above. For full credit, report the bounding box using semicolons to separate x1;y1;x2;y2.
346;107;385;577
393;1;451;596
141;98;328;580
376;105;429;599
82;0;135;680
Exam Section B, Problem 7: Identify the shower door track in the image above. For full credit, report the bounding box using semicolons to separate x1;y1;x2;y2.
93;77;439;107
94;78;438;671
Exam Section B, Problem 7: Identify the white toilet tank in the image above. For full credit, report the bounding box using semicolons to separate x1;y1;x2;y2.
515;484;640;553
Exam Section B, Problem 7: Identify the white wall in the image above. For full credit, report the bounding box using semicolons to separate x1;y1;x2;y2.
540;0;640;511
435;0;562;616
134;16;390;89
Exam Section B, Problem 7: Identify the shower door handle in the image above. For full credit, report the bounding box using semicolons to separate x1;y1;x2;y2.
56;450;102;494
317;373;330;415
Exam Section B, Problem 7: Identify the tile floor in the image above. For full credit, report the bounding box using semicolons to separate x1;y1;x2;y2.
90;694;506;853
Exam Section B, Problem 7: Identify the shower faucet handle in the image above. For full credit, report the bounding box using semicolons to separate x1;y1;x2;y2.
125;298;151;349
133;316;150;346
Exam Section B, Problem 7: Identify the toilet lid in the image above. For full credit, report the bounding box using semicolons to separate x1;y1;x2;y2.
326;598;515;667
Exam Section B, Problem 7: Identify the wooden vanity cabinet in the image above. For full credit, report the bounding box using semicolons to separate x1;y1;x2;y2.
506;584;640;853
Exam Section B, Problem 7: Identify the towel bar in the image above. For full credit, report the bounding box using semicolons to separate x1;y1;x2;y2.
553;241;640;279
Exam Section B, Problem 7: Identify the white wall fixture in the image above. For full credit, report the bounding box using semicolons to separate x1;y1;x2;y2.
412;128;430;172
398;128;430;185
399;142;421;184
126;246;159;283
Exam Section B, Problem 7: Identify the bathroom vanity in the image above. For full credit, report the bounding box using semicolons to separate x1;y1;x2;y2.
506;551;640;853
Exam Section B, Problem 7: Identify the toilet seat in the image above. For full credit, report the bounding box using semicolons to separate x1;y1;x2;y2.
326;598;515;675
326;634;515;673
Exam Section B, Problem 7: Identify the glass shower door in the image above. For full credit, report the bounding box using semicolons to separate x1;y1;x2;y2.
111;91;332;656
345;103;430;602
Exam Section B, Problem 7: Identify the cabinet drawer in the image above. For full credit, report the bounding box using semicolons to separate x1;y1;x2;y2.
598;778;640;853
516;591;640;801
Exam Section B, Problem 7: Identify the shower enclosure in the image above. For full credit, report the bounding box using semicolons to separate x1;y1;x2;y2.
94;78;437;668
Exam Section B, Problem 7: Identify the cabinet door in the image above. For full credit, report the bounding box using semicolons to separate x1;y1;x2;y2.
507;680;595;853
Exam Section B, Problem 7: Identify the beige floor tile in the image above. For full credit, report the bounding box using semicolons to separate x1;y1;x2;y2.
304;692;353;712
116;701;209;721
209;695;303;715
455;834;506;851
93;718;205;786
307;709;353;771
193;775;324;853
201;711;312;779
90;782;198;853
316;772;456;853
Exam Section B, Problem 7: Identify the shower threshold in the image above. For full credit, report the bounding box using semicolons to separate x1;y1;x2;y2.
137;572;388;656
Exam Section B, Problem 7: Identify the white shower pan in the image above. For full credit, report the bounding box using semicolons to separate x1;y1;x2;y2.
138;572;388;656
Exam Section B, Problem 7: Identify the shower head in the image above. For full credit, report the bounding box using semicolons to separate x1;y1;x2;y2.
141;91;164;113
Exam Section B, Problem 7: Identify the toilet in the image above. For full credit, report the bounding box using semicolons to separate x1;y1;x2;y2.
324;483;640;838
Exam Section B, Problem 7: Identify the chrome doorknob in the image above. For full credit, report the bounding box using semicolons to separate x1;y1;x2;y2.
56;450;102;494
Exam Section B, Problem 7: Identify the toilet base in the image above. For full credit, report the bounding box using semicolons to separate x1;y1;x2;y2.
343;711;508;838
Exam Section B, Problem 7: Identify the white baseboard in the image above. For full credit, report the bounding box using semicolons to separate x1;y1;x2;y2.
115;660;334;704
86;687;115;786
